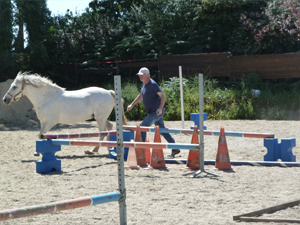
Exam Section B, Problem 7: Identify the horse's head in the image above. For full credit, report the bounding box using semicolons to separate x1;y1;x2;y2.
2;72;25;105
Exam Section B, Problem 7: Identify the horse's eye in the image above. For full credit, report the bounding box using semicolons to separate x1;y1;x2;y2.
12;86;17;90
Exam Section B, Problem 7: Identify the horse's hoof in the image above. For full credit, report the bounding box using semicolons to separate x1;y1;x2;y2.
34;152;40;156
84;150;95;155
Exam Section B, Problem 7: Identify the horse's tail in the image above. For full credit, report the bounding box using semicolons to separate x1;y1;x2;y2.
109;90;128;125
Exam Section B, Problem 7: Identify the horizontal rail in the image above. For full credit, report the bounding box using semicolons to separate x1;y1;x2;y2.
204;131;274;138
40;131;117;139
0;192;120;222
40;126;274;140
123;126;275;138
164;159;300;167
50;140;200;150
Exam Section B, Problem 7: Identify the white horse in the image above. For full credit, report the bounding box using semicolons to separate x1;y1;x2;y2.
2;71;128;156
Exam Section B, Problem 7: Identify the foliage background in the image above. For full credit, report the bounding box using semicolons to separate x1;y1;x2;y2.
1;0;300;120
110;74;300;121
1;0;300;80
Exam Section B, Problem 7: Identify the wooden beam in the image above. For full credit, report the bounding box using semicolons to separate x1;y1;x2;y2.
233;200;300;222
239;217;300;223
118;61;157;68
80;68;117;74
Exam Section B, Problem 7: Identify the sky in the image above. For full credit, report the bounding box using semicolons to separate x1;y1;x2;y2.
47;0;92;15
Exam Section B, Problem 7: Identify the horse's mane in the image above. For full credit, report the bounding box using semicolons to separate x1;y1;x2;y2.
17;71;65;90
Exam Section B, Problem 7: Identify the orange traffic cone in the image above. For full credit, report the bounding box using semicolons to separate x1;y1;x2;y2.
134;125;147;167
180;125;200;171
125;140;140;169
214;126;234;171
145;137;151;164
145;126;168;170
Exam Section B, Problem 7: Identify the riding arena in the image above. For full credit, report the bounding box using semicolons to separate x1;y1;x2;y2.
0;74;299;224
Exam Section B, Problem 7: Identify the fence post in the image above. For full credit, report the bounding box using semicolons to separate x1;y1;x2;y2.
114;75;127;225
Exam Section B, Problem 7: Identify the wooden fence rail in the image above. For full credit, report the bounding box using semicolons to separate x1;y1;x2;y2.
55;52;300;85
159;52;300;80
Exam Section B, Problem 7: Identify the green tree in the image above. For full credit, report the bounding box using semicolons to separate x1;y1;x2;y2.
0;0;13;52
240;0;300;54
8;0;298;85
89;0;143;27
22;0;52;72
112;0;264;58
196;0;265;54
13;0;25;52
10;0;53;73
0;0;16;80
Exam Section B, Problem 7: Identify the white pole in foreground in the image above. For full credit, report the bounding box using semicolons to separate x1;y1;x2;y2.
114;75;127;224
179;66;185;129
199;73;205;171
191;74;220;178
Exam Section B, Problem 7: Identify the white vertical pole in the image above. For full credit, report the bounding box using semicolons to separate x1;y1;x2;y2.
191;73;220;177
114;76;127;225
198;74;205;171
179;66;184;129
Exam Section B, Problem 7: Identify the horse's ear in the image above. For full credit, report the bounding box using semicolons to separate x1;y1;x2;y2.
17;71;27;77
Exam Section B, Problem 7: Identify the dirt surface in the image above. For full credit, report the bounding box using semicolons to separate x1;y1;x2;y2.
0;119;299;225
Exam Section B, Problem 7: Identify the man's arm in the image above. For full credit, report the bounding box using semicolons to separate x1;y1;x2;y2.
156;91;166;115
127;93;142;111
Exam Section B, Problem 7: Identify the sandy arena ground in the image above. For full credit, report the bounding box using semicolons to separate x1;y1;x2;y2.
0;119;299;225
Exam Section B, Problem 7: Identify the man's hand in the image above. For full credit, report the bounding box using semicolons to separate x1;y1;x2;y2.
156;108;162;115
127;94;142;112
127;104;133;111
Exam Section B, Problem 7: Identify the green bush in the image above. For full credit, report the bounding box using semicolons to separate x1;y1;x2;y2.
107;81;148;122
106;73;300;121
121;82;148;121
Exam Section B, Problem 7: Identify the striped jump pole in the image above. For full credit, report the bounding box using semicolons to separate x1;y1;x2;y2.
0;192;120;222
123;126;275;139
51;139;200;150
204;130;274;138
39;127;274;140
40;130;117;139
165;159;300;168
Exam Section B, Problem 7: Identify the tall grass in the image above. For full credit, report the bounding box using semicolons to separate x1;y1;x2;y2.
106;73;300;121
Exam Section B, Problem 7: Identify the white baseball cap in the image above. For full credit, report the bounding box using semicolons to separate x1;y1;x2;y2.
136;67;150;75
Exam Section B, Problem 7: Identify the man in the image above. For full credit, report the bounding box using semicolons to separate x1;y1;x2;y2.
127;67;180;157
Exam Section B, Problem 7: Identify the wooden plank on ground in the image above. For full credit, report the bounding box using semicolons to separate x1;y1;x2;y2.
239;217;300;223
233;200;300;222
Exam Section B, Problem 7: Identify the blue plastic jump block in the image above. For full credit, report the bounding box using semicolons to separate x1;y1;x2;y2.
264;138;296;162
190;113;207;130
109;130;134;160
36;140;61;173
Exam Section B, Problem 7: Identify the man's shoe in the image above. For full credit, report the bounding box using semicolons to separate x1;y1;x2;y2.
171;150;180;157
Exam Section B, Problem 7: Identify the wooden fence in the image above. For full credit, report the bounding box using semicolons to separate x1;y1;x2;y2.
159;52;229;79
55;52;300;85
159;52;300;80
55;59;158;85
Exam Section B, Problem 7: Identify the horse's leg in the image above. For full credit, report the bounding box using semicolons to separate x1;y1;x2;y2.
34;121;56;156
105;120;113;153
105;120;113;132
84;118;107;155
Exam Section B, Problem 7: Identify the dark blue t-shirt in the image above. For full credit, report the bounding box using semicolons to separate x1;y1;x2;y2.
141;79;163;113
